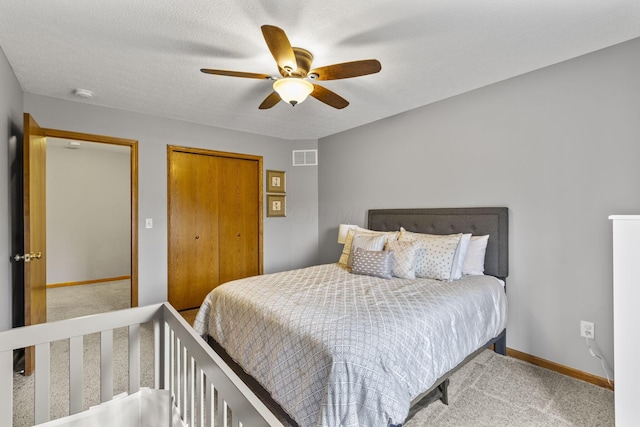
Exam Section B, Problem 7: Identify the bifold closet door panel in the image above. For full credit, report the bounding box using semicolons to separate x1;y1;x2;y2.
217;157;260;285
169;152;220;310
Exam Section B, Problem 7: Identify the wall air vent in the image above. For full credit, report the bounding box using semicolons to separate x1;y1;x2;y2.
292;149;318;166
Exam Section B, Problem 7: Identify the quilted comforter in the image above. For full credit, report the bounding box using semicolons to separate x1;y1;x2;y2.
194;263;507;427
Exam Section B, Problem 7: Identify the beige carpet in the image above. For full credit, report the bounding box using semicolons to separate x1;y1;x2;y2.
13;282;614;426
405;350;614;426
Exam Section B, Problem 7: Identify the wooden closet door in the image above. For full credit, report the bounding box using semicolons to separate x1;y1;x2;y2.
168;146;263;311
218;156;260;284
168;151;220;310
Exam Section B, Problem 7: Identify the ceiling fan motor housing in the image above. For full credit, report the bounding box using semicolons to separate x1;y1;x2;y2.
280;47;313;77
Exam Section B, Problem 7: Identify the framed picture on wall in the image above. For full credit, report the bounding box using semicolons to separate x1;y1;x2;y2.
267;194;286;217
266;170;286;193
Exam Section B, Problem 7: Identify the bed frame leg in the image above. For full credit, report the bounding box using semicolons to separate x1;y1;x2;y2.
438;378;450;405
493;329;507;355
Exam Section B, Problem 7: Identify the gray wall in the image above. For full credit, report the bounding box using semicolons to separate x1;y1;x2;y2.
0;46;24;331
318;37;640;379
22;94;319;308
46;144;131;284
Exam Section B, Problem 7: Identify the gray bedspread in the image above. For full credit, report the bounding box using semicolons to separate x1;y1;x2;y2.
194;263;507;427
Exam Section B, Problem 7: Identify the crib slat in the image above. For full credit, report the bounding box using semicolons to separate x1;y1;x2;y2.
189;355;195;426
196;367;204;427
69;336;84;414
223;399;229;427
128;324;140;393
206;378;214;427
100;329;113;402
175;335;181;415
182;342;188;418
162;322;173;390
154;318;163;389
0;350;13;427
34;342;51;424
169;329;175;394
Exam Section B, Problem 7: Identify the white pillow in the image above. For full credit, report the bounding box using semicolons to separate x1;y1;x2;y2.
386;240;420;279
398;228;462;281
462;235;490;275
450;233;472;280
338;227;399;268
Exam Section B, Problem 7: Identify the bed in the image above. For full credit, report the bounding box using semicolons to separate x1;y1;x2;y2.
194;207;509;427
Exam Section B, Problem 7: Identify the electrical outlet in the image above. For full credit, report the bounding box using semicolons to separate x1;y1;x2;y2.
580;320;595;339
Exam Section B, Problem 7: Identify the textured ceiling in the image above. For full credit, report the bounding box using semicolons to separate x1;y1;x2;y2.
1;1;639;140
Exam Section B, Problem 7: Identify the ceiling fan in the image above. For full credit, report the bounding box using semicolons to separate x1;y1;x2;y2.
200;25;382;109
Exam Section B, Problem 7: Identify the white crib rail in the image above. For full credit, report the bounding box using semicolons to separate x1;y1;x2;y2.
0;303;284;427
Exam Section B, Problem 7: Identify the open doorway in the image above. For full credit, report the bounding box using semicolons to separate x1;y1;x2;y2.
46;137;133;320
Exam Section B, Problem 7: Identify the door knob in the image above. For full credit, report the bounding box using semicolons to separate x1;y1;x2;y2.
12;252;42;262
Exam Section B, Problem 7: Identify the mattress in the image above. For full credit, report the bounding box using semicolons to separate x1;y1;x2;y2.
194;263;507;427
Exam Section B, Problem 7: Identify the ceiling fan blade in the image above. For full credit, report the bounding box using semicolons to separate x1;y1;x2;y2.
309;59;381;80
310;84;349;109
200;69;271;79
261;25;297;72
259;92;282;109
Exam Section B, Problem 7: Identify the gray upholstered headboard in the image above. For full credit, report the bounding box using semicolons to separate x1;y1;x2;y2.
367;207;508;279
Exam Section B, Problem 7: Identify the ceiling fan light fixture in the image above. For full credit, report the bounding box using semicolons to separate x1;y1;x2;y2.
273;78;313;106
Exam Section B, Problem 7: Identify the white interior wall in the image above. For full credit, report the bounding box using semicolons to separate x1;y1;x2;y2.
318;37;640;378
46;143;130;285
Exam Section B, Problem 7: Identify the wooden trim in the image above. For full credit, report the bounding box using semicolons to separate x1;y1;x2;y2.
168;145;263;162
506;347;614;391
41;128;139;306
129;137;139;307
41;128;137;146
47;276;131;288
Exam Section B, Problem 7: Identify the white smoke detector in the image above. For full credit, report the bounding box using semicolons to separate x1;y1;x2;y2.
72;88;93;99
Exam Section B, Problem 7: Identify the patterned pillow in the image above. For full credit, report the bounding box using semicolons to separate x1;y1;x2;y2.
347;234;387;268
398;229;462;281
386;240;420;279
351;248;393;279
338;228;399;268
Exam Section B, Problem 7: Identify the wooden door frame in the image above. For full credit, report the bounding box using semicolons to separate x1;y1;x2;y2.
42;128;140;306
167;145;264;307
